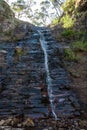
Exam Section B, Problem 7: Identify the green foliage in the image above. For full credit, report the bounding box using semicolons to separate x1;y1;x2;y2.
11;0;26;18
62;0;75;14
60;0;76;28
61;14;75;28
61;29;74;38
61;29;85;40
76;31;85;38
52;18;58;25
64;48;77;61
73;41;87;52
14;47;24;56
12;0;26;12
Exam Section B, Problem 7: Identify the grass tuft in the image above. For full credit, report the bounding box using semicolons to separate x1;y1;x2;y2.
64;48;79;61
73;41;87;52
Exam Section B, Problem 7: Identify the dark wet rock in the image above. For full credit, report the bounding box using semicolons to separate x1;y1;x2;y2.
43;32;52;37
41;96;50;105
31;33;40;39
44;36;54;41
59;85;70;90
0;50;7;68
0;83;5;93
69;96;80;108
74;111;81;116
0;28;83;129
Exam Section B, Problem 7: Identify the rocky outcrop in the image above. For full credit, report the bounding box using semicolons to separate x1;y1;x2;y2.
0;0;15;41
75;0;87;11
74;0;87;33
51;0;87;42
51;0;87;115
0;0;33;42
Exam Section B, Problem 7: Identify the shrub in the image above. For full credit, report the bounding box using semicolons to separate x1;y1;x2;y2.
64;48;78;61
61;29;75;38
61;14;75;28
73;40;87;52
62;0;75;14
52;18;59;25
76;31;85;39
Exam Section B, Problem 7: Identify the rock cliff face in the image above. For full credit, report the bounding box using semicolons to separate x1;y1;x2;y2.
75;0;87;11
75;0;87;34
51;0;87;111
0;0;33;42
0;0;15;41
51;0;87;42
0;0;15;31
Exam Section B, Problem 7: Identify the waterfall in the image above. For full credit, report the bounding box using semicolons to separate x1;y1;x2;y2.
38;30;58;120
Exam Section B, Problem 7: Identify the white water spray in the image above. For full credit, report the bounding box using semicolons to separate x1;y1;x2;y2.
38;30;58;120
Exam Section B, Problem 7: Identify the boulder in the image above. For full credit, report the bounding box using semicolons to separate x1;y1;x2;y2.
0;0;33;42
0;0;15;33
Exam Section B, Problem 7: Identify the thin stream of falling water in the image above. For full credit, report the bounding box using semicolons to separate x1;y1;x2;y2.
38;30;58;120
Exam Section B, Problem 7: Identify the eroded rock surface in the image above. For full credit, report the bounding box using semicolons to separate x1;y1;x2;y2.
0;0;33;42
0;28;85;129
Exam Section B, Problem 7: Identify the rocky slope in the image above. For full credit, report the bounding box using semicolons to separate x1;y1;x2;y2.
53;0;87;53
0;0;33;42
51;0;87;115
51;0;87;42
0;26;86;130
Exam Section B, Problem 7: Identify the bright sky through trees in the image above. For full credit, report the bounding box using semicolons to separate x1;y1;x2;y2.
5;0;64;26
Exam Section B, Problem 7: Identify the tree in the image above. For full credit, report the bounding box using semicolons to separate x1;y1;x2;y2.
24;0;36;18
11;0;26;18
40;1;52;25
9;0;65;26
50;0;63;17
11;0;36;19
